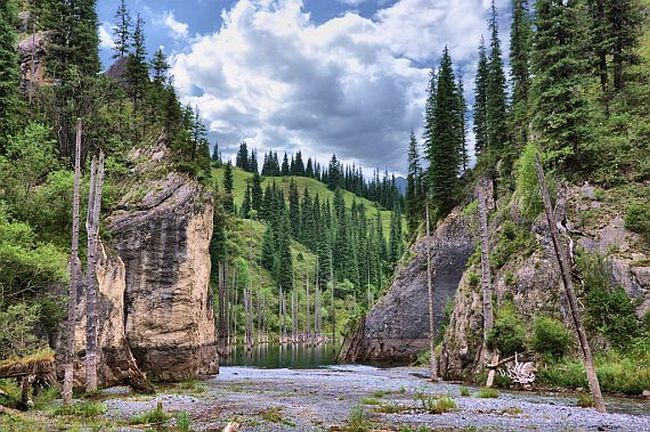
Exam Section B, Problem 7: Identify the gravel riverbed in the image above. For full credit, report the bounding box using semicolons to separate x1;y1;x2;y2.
102;365;649;431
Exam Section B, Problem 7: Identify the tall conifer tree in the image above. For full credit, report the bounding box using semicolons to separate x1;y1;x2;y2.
473;37;489;157
0;0;21;153
486;1;508;154
510;0;533;147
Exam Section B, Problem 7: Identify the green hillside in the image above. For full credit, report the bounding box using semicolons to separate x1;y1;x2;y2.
213;166;395;235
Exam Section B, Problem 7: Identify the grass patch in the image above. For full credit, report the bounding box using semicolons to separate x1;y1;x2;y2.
414;392;457;414
537;352;650;395
577;393;594;408
343;405;374;432
477;388;500;398
177;411;191;432
370;389;392;398
129;402;171;425
459;386;471;397
361;397;381;405
53;401;107;417
259;407;294;426
501;406;523;415
373;403;407;414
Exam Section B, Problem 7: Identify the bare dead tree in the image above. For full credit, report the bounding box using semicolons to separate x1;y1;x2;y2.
425;200;439;382
218;262;226;352
535;154;606;413
63;118;83;405
477;178;498;387
85;150;105;394
305;270;311;343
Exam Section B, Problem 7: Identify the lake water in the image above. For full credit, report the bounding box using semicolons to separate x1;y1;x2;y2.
220;343;341;369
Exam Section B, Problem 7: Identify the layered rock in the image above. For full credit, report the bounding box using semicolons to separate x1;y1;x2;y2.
338;206;475;365
73;243;152;392
107;141;217;381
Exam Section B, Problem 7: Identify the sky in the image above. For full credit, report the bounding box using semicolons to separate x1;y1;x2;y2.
97;0;513;176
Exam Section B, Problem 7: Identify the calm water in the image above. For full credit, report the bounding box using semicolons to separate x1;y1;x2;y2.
221;343;341;369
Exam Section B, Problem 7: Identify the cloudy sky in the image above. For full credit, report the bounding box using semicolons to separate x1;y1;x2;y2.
97;0;512;176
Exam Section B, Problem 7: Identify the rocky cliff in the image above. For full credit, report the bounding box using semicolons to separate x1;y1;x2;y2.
338;205;475;365
71;138;218;387
339;180;650;375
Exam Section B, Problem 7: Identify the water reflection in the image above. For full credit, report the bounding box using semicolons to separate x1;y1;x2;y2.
221;343;340;369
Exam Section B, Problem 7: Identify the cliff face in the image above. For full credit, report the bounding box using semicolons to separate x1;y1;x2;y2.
107;142;218;381
440;184;650;380
338;206;475;365
71;139;217;387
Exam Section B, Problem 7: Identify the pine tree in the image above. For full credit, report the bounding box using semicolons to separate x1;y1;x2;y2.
405;131;423;238
305;158;314;177
389;205;403;266
604;0;642;91
486;1;508;154
426;47;462;217
223;162;234;213
422;69;437;171
113;0;131;58
251;172;263;212
0;0;21;153
473;37;489;157
294;151;305;176
288;180;301;239
126;14;149;106
241;182;251;219
510;0;533;147
531;0;589;169
151;48;170;86
211;141;221;163
249;149;259;174
236;141;249;171
281;153;290;176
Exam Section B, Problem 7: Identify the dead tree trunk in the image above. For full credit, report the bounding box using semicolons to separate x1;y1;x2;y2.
291;289;297;342
425;201;439;382
305;271;311;343
85;151;105;394
63;118;83;405
218;262;226;351
477;178;497;387
330;252;336;347
534;154;606;413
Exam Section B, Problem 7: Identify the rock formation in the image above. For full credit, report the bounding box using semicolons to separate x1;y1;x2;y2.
70;138;218;387
338;205;474;365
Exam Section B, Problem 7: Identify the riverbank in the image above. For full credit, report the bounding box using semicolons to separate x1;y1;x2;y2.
3;365;648;431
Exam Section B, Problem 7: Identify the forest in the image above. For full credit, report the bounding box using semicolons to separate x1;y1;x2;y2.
0;0;649;431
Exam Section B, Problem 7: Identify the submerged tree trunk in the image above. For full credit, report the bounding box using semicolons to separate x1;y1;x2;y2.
63;118;83;405
535;154;606;413
330;252;336;346
305;271;311;343
218;262;226;351
477;178;496;387
425;201;439;382
85;151;105;394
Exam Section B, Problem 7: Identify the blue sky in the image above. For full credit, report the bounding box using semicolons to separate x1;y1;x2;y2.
97;0;512;175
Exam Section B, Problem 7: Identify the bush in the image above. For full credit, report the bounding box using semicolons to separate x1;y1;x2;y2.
54;401;107;417
624;203;650;243
515;142;550;220
532;316;572;358
477;388;500;398
0;302;43;359
414;393;457;414
459;386;471;397
490;220;536;269
487;303;527;357
129;402;171;425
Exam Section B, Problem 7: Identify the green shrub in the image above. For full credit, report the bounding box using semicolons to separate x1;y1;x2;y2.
577;251;640;349
345;405;372;432
0;302;43;359
532;316;572;358
129;402;171;425
54;401;106;417
487;303;527;357
624;202;650;243
177;411;191;432
577;393;594;408
414;392;457;414
459;386;471;397
514;142;548;220
477;388;500;398
490;220;536;269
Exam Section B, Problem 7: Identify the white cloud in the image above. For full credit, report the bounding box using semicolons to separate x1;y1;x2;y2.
99;23;115;49
161;11;189;40
171;0;509;175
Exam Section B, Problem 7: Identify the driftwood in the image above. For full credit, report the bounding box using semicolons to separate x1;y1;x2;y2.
0;355;57;409
535;154;606;413
487;353;537;388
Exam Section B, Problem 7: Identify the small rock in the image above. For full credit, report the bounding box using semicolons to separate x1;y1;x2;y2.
643;390;650;399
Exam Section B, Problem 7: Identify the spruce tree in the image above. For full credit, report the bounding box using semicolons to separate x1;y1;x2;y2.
456;76;468;172
604;0;642;91
288;180;301;239
251;172;263;212
249;149;258;174
241;182;251;219
426;47;462;217
422;70;437;171
305;158;314;177
486;1;508;154
223;162;234;213
126;14;149;106
510;0;533;147
0;0;21;153
236;141;249;171
294;151;305;176
113;0;131;58
531;0;588;169
211;141;221;163
473;37;489;157
281;153;290;176
405;131;423;237
151;48;170;86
